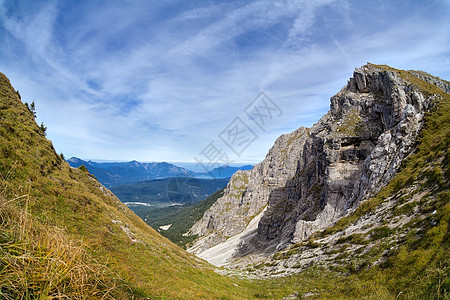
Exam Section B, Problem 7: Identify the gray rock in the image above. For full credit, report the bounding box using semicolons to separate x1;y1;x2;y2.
188;127;308;253
187;64;449;264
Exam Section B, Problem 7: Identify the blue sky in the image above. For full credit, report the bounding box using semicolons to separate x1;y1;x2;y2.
0;0;449;164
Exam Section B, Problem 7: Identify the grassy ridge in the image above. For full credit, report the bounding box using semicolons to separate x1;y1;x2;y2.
0;72;255;299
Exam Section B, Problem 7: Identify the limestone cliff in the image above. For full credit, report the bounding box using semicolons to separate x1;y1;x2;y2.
189;126;309;257
187;64;450;266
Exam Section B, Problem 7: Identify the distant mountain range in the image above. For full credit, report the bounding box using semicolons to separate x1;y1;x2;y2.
195;164;253;179
66;157;252;187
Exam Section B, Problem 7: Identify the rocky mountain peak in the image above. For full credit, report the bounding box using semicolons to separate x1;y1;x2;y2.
187;64;449;266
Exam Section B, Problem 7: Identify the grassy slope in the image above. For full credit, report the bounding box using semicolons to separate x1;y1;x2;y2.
0;72;255;299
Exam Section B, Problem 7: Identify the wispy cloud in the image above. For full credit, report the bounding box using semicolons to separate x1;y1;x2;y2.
0;0;449;163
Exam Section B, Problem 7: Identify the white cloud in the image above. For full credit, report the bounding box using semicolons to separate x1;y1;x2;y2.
0;0;449;163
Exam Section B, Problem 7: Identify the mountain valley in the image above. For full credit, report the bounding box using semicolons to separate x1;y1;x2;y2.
0;63;448;299
109;177;229;207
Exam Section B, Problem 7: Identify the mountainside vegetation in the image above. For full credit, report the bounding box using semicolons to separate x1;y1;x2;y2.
134;188;225;248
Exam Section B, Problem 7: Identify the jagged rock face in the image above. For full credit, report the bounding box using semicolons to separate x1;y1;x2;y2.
188;127;309;252
188;64;449;264
245;65;432;254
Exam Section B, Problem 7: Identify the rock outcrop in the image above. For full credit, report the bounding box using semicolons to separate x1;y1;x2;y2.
188;126;309;256
187;64;450;265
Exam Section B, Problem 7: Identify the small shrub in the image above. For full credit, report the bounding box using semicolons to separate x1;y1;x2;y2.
78;165;88;173
393;201;416;217
306;238;320;248
336;233;368;245
369;226;392;240
39;122;47;136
